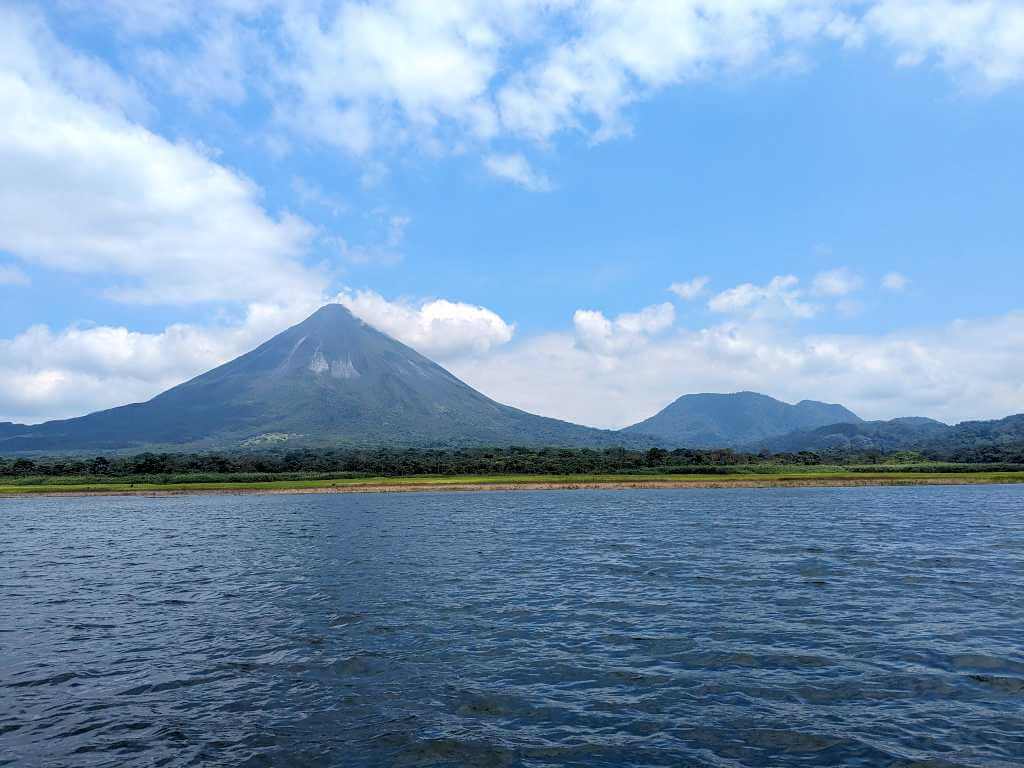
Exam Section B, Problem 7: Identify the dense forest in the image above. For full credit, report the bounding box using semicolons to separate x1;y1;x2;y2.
3;443;1024;480
761;414;1024;459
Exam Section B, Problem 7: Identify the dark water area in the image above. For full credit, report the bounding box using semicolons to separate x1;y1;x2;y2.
2;487;1024;767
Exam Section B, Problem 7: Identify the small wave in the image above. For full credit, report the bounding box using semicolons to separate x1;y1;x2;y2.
970;674;1024;694
7;671;79;688
394;737;516;767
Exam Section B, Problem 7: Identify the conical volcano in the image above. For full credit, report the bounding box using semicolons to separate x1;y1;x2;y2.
1;304;635;452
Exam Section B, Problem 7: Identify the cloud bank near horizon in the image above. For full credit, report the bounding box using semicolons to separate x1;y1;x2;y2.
3;281;1023;429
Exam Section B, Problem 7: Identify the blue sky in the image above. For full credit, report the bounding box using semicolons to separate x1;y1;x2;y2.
1;1;1023;427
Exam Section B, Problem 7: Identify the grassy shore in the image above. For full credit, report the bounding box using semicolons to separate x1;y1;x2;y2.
2;470;1024;497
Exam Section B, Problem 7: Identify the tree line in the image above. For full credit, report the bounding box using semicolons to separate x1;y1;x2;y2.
2;445;1021;479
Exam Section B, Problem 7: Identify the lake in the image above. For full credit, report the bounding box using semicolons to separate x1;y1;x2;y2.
3;486;1023;767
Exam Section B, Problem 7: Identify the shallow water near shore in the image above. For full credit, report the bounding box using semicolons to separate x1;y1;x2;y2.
3;486;1024;767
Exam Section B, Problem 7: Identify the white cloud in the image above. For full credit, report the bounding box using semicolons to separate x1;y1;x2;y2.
669;276;710;300
67;1;1024;171
451;308;1024;429
812;266;863;296
708;275;818;320
3;8;151;118
94;1;851;152
335;288;515;358
573;302;675;355
483;153;552;191
615;303;677;335
496;1;846;143
0;264;30;286
866;0;1024;88
882;271;910;291
0;9;320;306
276;0;514;154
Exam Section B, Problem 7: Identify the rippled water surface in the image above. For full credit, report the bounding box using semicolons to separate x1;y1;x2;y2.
3;486;1024;767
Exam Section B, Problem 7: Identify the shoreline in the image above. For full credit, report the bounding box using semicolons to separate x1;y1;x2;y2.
3;473;1024;498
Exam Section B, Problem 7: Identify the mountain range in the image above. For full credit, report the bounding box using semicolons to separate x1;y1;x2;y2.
0;304;1020;456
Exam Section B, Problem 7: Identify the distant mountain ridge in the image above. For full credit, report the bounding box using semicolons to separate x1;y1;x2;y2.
761;417;947;453
760;414;1024;459
621;391;862;448
0;305;651;453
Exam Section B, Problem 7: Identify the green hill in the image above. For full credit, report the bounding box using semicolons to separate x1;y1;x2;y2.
762;414;1024;461
620;391;862;448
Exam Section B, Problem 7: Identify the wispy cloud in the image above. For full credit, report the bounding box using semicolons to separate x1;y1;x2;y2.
882;272;910;292
334;214;410;266
866;0;1024;90
669;276;710;301
812;267;863;297
483;153;552;192
708;276;818;320
0;264;30;286
292;176;348;216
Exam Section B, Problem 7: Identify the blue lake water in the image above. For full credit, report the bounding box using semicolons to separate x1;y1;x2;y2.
2;486;1024;767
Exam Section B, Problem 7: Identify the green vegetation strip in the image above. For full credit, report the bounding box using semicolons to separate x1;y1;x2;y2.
3;471;1024;496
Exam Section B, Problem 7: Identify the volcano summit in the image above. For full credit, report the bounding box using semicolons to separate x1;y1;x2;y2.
0;305;637;453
